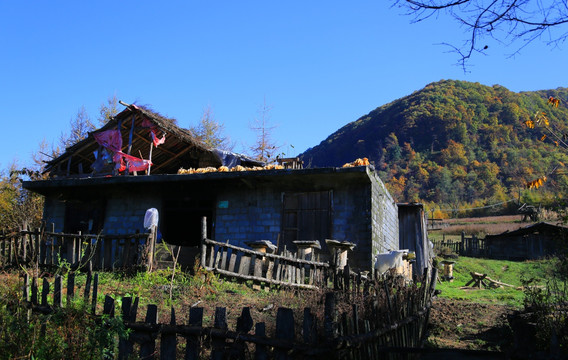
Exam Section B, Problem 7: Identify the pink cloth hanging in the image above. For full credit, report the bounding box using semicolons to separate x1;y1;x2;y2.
93;130;122;152
117;151;153;172
142;118;166;147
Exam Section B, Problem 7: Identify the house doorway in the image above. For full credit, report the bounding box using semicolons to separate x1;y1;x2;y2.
161;196;214;246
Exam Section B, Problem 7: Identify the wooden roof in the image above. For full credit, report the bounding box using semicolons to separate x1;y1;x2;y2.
484;222;568;240
44;102;261;178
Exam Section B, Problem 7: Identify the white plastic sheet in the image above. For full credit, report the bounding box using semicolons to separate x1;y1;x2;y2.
144;208;159;229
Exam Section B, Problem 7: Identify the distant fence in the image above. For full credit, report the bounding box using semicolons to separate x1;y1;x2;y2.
431;232;487;257
427;218;448;231
18;266;437;359
0;226;153;271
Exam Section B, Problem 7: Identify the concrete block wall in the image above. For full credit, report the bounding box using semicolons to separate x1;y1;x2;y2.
370;169;399;266
103;192;162;235
332;186;373;271
214;188;282;248
43;197;66;232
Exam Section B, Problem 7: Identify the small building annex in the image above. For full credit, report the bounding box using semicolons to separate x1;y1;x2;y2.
484;222;568;260
24;102;404;272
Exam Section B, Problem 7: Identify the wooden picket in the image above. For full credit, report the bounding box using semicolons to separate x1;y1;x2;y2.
18;267;437;359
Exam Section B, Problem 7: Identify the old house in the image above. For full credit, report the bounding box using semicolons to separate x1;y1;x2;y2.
484;222;568;260
23;102;402;271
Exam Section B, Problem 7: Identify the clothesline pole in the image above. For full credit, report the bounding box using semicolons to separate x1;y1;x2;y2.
127;115;136;175
147;142;153;175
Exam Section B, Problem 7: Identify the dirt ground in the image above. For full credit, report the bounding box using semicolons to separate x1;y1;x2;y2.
427;297;515;352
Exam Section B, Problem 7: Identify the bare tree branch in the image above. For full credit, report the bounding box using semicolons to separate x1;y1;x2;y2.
395;0;568;68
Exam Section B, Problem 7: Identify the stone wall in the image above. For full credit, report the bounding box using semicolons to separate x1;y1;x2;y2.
370;169;399;267
43;197;66;232
214;187;282;248
103;190;162;235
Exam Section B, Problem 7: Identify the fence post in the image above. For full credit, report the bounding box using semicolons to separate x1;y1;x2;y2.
54;275;62;308
274;308;294;360
211;307;228;360
67;272;75;304
41;278;49;306
255;323;267;360
324;292;338;340
185;307;203;360
22;273;29;302
140;305;158;359
118;297;134;360
303;307;317;345
160;307;177;360
200;217;207;268
91;273;99;314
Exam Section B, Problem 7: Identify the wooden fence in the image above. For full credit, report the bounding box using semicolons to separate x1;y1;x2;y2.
202;238;329;290
432;232;486;257
0;226;153;271
18;266;437;359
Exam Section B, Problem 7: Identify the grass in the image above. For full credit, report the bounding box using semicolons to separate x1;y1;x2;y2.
435;256;553;308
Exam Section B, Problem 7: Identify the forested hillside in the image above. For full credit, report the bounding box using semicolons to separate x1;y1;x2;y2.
300;80;568;215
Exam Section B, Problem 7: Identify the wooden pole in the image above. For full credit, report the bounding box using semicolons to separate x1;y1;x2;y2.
201;217;207;268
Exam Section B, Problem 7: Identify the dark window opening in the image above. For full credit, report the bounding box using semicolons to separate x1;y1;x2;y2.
64;199;106;234
281;191;332;251
162;196;214;246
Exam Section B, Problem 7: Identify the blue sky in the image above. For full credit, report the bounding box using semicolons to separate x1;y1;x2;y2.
0;1;565;170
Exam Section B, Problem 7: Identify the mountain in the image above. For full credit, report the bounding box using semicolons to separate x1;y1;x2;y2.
300;80;568;212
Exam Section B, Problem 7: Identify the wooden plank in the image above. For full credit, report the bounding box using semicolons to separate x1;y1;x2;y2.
67;272;75;304
214;246;223;269
103;295;115;317
274;308;294;360
324;292;337;340
31;276;38;305
253;254;263;278
41;278;49;306
91;273;99;314
208;244;216;269
303;307;317;345
22;273;29;302
84;264;92;302
227;250;238;273
185;307;203;360
266;258;275;281
54;275;62;307
140;304;158;359
232;307;253;359
254;323;268;360
220;242;229;270
160;307;177;360
238;255;251;276
211;307;228;360
118;297;134;359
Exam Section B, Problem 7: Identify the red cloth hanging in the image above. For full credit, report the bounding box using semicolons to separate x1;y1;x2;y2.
93;130;122;152
117;151;153;172
142;118;166;147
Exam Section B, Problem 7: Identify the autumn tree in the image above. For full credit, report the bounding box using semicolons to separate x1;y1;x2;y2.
189;106;234;150
98;94;119;125
250;98;280;163
395;0;568;68
0;163;44;229
59;106;96;150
